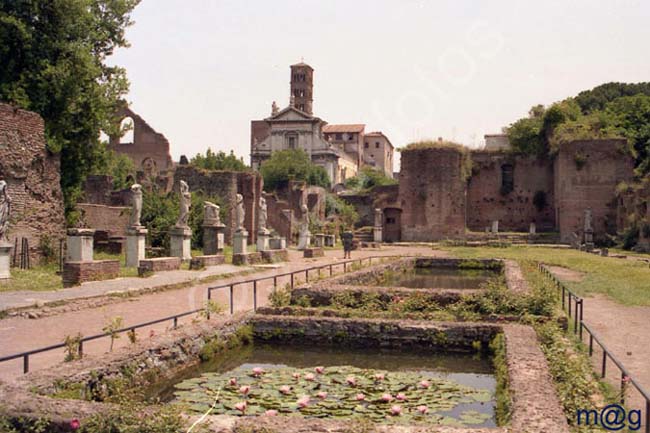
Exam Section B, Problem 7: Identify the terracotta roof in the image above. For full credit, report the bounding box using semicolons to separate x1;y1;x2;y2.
323;124;365;133
364;131;394;148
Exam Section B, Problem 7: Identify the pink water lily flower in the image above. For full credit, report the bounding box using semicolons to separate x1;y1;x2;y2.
417;405;429;414
265;409;278;416
297;395;310;408
280;385;291;395
419;380;431;389
381;393;393;402
356;393;366;401
229;378;237;386
252;367;265;377
69;419;80;430
315;366;325;374
317;391;328;399
292;372;301;379
239;385;250;395
374;373;385;381
396;392;407;401
390;405;402;416
304;373;316;381
235;401;247;413
346;376;357;386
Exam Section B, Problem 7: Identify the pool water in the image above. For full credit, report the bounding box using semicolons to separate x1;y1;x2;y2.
376;267;498;290
150;343;497;427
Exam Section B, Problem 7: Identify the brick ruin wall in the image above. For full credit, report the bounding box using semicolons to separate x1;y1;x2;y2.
0;103;66;263
467;151;555;232
398;147;466;241
173;165;263;244
554;139;634;243
76;203;130;237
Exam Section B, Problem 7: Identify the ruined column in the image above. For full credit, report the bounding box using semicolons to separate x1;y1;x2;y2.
373;208;383;243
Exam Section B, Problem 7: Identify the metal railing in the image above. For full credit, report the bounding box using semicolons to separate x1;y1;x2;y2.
539;263;650;432
0;255;392;375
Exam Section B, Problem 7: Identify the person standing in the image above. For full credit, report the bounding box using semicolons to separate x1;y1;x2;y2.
341;230;353;259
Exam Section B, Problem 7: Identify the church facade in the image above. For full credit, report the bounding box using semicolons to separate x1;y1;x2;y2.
250;62;393;186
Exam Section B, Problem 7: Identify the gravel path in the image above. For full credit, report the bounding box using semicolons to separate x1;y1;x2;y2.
0;246;440;380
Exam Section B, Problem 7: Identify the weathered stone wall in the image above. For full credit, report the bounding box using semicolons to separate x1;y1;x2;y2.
173;165;263;244
467;151;555;232
554;139;634;242
398;147;466;241
76;203;130;237
0;103;66;263
263;193;293;242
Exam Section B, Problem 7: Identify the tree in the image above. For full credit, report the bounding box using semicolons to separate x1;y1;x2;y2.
605;95;650;174
575;82;650;113
0;0;140;224
344;166;397;191
91;144;136;190
190;148;248;171
259;149;330;191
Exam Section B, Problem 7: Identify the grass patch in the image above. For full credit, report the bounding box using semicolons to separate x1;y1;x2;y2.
0;262;62;292
442;245;650;306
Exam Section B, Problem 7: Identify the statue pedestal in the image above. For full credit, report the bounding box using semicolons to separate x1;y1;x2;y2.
203;223;225;255
373;226;383;243
584;229;594;252
297;232;311;250
66;228;95;262
233;230;248;255
126;226;147;268
0;242;11;280
314;233;326;247
269;237;286;250
170;226;192;260
257;230;270;252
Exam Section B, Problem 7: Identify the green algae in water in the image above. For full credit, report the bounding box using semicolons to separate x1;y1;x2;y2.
378;267;498;289
164;345;496;427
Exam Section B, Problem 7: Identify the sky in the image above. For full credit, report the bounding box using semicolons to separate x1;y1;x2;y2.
109;0;650;169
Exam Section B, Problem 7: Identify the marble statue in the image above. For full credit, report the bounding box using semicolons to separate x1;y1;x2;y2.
299;204;310;236
176;180;191;228
0;181;11;243
203;201;221;225
258;197;268;232
235;193;245;231
129;184;143;227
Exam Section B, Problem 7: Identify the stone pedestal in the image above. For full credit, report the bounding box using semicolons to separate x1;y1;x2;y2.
491;220;499;234
203;224;225;255
170;226;192;260
233;230;248;255
324;235;335;247
0;243;11;280
529;223;536;235
257;230;270;252
584;229;594;252
373;226;383;243
314;233;326;247
126;226;148;268
66;228;95;262
269;237;286;250
298;232;311;250
303;247;324;258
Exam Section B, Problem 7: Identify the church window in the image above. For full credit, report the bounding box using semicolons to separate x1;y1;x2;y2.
364;142;369;148
501;164;514;195
298;104;305;111
375;142;380;148
336;133;342;140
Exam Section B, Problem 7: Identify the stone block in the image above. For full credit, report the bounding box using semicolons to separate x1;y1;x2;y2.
62;260;120;287
189;255;225;270
257;231;270;252
0;244;10;280
203;224;225;255
126;226;147;267
298;233;311;250
66;228;95;262
233;252;263;266
137;257;182;276
324;235;335;247
269;237;287;250
314;233;326;247
303;247;324;258
170;226;192;260
260;249;288;263
233;230;248;255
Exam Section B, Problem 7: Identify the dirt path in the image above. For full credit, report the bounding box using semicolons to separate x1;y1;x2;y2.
0;246;441;381
549;267;650;415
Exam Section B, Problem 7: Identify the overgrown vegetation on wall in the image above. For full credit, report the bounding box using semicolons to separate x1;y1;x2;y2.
190;148;249;171
400;140;473;182
506;82;650;175
344;166;397;192
260;149;330;191
325;194;359;231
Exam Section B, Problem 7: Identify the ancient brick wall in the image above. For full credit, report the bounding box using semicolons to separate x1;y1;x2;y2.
263;193;293;242
554;139;634;243
0;103;66;263
467;151;555;232
398;147;466;241
76;203;130;237
62;260;120;287
173;166;262;244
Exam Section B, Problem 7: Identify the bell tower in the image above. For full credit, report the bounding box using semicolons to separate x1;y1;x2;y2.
290;62;314;115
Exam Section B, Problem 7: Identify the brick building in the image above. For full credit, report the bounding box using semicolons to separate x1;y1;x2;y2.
250;63;394;186
363;132;394;177
0;103;66;262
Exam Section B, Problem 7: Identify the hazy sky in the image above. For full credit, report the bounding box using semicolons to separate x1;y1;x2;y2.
109;0;650;168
